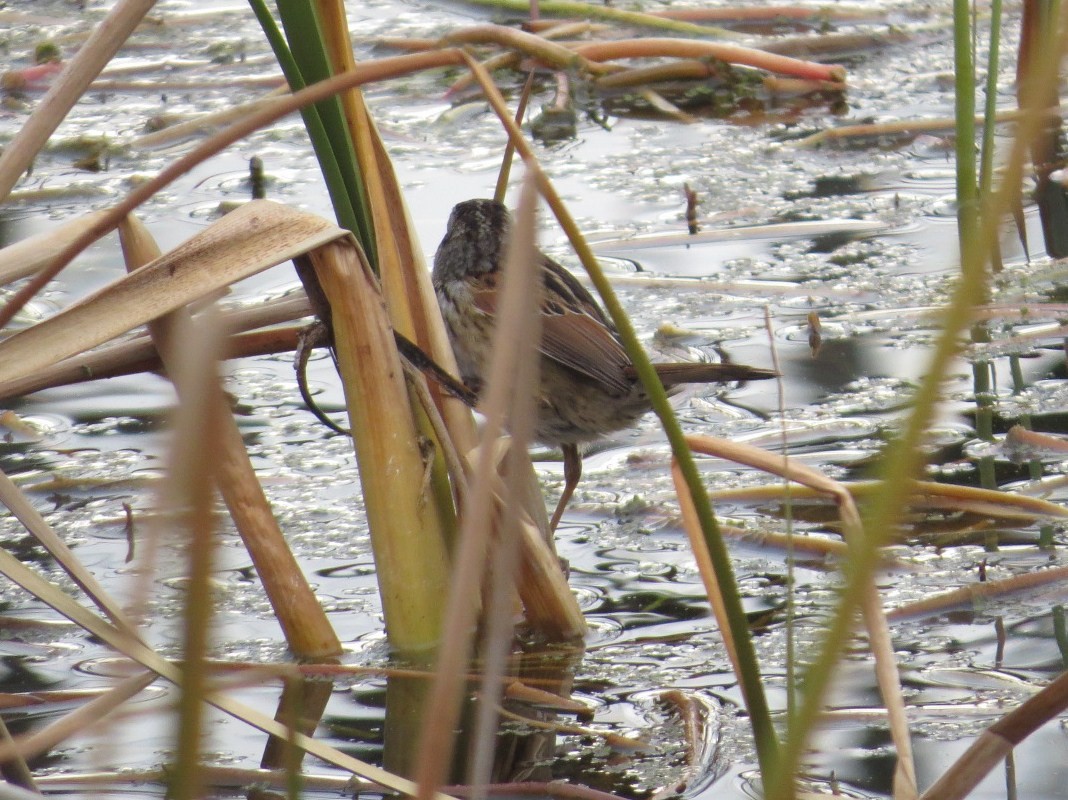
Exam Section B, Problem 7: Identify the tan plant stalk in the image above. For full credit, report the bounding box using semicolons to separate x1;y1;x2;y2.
441;0;743;39
464;180;560;792
0;672;157;764
305;239;452;655
118;214;342;660
888;562;1068;619
0;541;460;798
572;38;846;81
157;307;228;800
0;211;109;286
919;669;1068;800
0;469;138;634
413;175;549;800
315;0;477;461
443;25;608;75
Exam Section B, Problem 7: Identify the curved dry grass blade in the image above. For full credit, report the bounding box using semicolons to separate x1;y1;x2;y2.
919;670;1068;800
0;201;344;388
684;434;917;799
0;49;465;331
0;0;156;201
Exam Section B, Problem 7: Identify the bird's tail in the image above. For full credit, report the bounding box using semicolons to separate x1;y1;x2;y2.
627;362;779;385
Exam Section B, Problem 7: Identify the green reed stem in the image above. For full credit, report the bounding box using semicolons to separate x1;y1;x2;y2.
973;0;1003;522
249;0;375;262
769;2;997;795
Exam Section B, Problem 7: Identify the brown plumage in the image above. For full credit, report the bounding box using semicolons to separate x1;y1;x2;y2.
433;198;776;529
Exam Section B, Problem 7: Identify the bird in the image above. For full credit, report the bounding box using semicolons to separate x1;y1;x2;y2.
432;198;777;530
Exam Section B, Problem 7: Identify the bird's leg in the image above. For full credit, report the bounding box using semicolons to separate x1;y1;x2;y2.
549;443;582;531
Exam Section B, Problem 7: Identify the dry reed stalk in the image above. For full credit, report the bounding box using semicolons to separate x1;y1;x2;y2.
0;0;156;201
670;462;742;676
592;60;720;89
122;208;342;661
652;6;877;23
919;669;1068;800
0;470;138;634
636;88;695;122
155;306;228;799
468;184;552;786
131;87;290;149
0;540;461;798
447;0;742;39
709;480;1068;523
90;75;285;91
888;562;1068;620
453;60;586;630
572;38;846;82
443;25;608;75
413;177;544;799
791;106;1060;147
0;714;36;792
0;672;157;765
0;210;109;286
444;21;595;96
682;435;918;799
762;28;914;59
305;239;452;655
319;0;471;460
0;325;305;400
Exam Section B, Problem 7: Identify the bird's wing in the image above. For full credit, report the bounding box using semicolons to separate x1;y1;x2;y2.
470;258;633;396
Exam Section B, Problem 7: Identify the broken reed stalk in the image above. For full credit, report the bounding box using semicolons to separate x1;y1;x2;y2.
303;239;452;657
118;213;342;660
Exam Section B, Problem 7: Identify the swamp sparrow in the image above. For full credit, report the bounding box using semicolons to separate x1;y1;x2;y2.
433;198;776;529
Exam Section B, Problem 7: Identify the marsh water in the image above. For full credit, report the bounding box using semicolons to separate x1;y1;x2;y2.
1;0;1068;797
